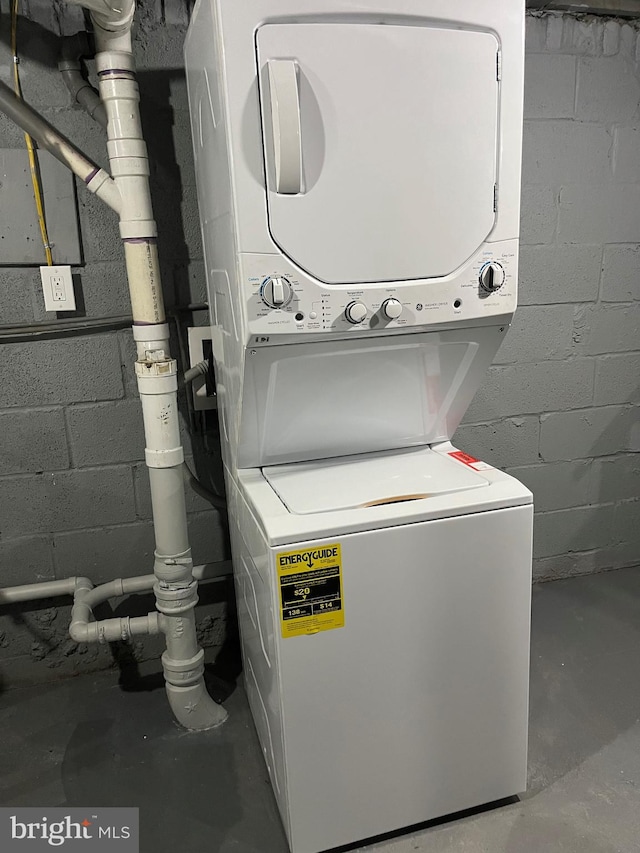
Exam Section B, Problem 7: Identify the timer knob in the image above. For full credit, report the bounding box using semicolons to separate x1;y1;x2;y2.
345;301;367;324
479;262;505;293
261;276;292;308
382;298;403;320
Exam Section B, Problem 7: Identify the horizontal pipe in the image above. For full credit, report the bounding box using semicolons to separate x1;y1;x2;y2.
0;80;120;213
0;577;91;605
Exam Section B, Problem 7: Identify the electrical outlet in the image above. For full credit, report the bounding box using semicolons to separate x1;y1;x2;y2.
187;326;217;411
40;265;76;312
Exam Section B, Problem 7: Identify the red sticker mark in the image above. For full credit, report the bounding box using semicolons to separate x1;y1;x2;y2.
448;450;492;472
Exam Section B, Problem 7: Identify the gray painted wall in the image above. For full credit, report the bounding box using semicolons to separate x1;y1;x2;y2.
0;5;638;684
456;11;640;582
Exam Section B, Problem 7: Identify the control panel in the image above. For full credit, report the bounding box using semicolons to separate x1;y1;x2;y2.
241;240;517;342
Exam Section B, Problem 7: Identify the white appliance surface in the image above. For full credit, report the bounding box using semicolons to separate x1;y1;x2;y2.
257;23;499;283
264;446;489;514
231;467;533;853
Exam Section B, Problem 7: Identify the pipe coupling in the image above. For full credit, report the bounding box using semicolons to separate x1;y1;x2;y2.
161;648;205;688
135;358;177;395
154;580;199;617
153;549;193;584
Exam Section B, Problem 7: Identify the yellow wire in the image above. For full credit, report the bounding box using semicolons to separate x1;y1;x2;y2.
11;0;53;266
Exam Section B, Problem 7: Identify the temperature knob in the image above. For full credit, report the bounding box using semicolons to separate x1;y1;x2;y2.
479;262;505;293
345;301;367;324
261;276;292;308
382;298;403;320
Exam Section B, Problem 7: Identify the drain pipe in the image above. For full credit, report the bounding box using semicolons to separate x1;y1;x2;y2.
87;2;226;729
0;80;119;212
0;0;227;728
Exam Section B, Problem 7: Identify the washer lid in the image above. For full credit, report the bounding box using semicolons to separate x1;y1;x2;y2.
263;447;489;515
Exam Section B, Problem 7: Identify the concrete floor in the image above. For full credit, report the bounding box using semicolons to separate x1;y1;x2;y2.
1;567;640;853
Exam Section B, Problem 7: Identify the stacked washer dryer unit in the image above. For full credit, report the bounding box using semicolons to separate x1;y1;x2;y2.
185;3;530;852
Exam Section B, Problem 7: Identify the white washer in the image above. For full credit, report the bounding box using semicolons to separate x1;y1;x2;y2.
230;444;532;853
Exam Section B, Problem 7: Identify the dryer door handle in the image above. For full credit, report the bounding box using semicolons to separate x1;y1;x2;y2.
266;59;302;195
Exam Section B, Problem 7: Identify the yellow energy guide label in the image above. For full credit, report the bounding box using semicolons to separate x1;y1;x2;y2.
277;543;344;638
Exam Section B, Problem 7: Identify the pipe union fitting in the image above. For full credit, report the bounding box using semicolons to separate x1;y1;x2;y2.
161;648;205;688
154;580;199;616
153;551;193;584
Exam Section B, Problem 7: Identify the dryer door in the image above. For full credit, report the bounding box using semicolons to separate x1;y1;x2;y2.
256;23;499;285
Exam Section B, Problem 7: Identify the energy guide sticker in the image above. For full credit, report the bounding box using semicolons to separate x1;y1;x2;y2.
277;543;344;638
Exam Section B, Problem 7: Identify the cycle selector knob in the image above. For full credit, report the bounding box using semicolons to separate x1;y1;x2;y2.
479;262;505;293
261;276;292;308
382;298;403;320
345;301;367;324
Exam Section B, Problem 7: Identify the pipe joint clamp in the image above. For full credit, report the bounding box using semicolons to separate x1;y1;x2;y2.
153;550;194;584
161;649;205;688
154;580;198;616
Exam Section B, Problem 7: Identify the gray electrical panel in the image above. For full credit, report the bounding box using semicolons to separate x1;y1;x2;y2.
0;148;82;265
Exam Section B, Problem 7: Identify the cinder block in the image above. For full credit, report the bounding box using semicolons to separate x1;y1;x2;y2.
0;534;54;586
453;416;540;467
601;244;640;302
522;121;611;186
495;305;578;364
186;510;229;566
507;460;595;512
524;55;576;119
602;20;620;56
164;0;189;27
174;261;208;307
540;406;637;461
0;269;39;324
465;359;594;422
611;500;640;565
53;521;156;584
614;126;640;182
558;184;640;244
574;304;640;355
533;549;623;581
520;186;558;245
71;262;131;319
576;56;640;123
534;503;616;559
0;408;69;474
565;18;602;56
0;335;124;408
66;400;145;466
45;108;111;171
594;353;640;405
77;191;122;263
0;467;136;537
545;13;564;52
518;245;601;305
117;329;140;398
593;455;640;503
525;14;547;53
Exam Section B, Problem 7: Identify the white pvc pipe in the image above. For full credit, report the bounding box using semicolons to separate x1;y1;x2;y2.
0;577;90;604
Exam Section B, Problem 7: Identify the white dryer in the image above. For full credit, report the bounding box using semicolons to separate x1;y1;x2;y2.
185;2;530;851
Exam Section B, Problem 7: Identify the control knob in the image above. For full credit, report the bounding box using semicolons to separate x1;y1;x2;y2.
261;276;292;308
382;298;403;320
479;262;505;293
345;301;367;324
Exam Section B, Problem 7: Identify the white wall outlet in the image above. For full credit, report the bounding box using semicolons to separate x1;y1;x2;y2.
187;326;217;411
40;265;76;312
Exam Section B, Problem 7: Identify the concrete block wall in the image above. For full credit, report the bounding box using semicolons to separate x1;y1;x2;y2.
0;4;639;685
0;0;231;685
456;11;640;582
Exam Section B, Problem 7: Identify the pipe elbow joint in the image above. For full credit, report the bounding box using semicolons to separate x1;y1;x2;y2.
162;650;228;731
